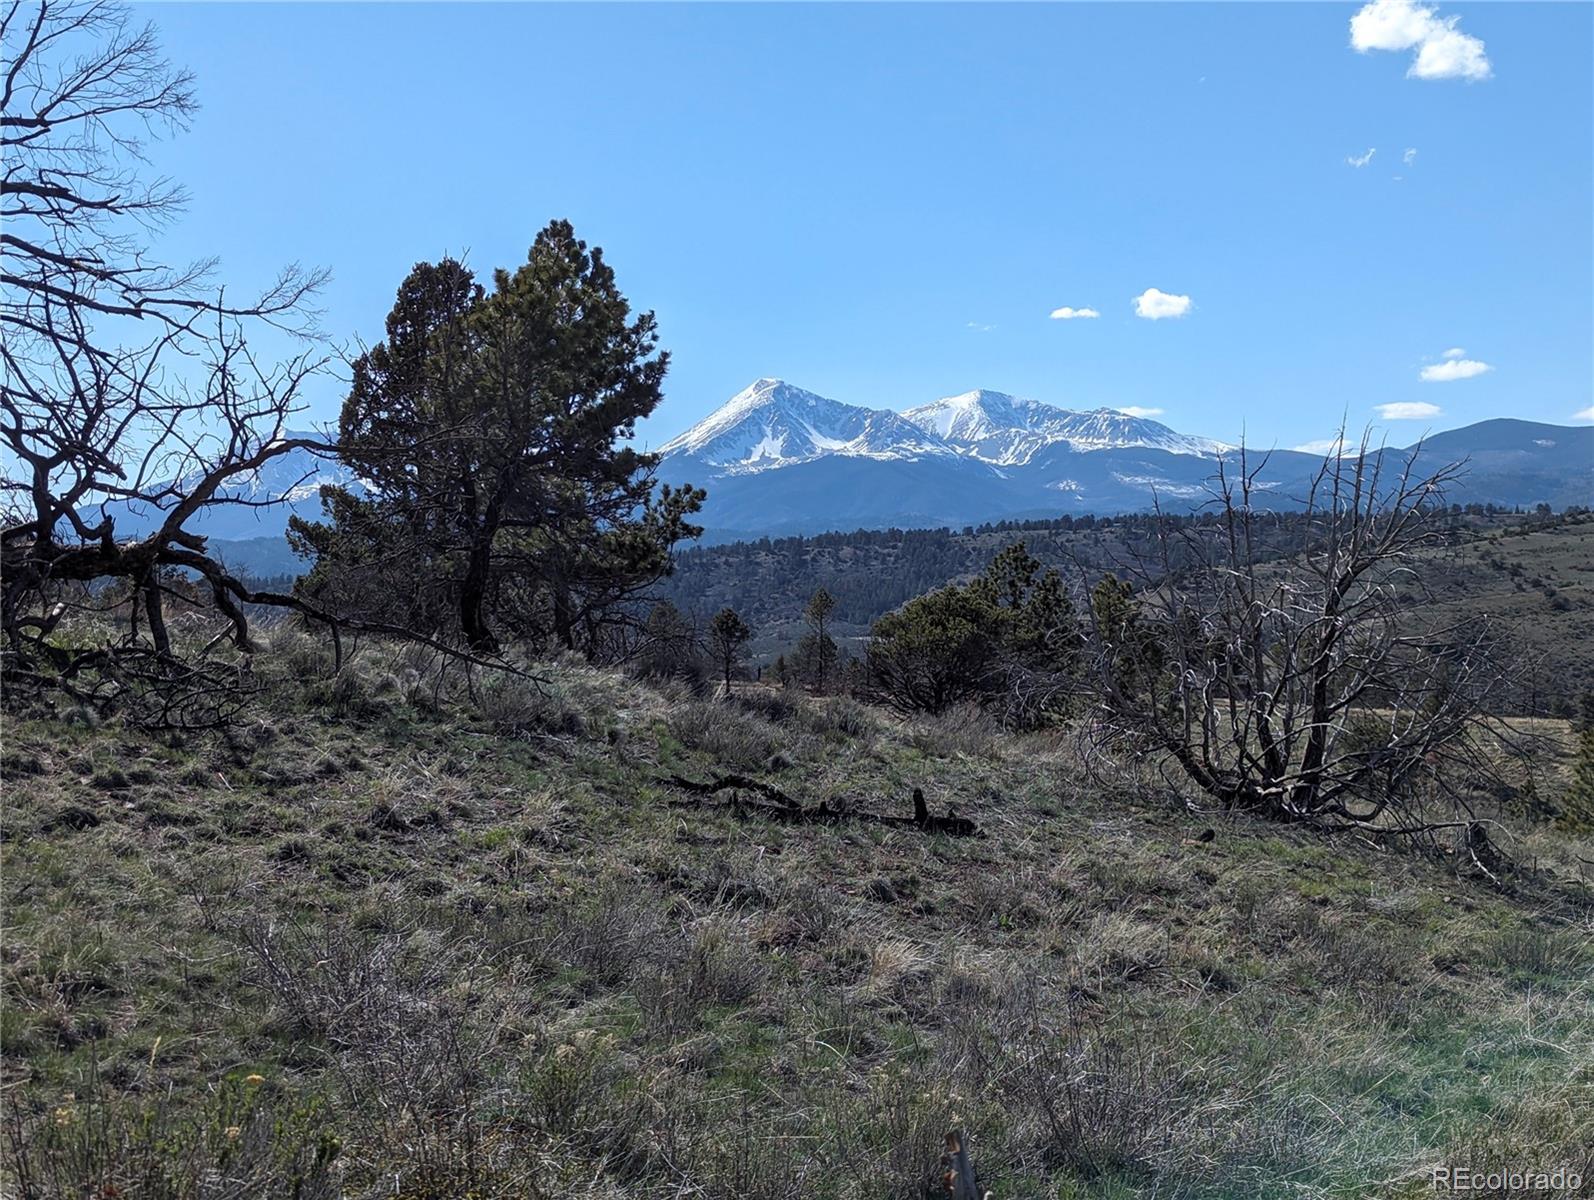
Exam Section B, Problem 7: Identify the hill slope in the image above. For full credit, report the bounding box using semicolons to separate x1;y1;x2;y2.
3;645;1591;1197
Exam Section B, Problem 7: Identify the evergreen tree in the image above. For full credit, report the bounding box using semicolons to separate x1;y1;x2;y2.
867;541;1078;721
637;600;699;681
292;222;704;652
707;608;752;697
803;587;838;693
868;585;997;714
794;631;840;695
1089;573;1162;703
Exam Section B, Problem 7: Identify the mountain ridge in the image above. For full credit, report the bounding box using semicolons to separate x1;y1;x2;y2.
658;379;1231;473
900;388;1230;463
102;387;1591;573
655;379;1593;539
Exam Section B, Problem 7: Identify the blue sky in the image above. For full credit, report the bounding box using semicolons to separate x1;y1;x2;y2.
138;1;1592;451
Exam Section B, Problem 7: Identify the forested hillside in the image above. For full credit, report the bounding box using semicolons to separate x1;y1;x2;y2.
659;507;1594;707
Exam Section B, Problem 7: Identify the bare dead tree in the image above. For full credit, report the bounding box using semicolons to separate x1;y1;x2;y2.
2;0;335;715
1079;435;1523;836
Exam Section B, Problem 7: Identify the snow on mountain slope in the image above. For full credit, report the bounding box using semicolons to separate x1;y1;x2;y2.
659;379;1231;481
657;378;955;474
98;433;358;541
902;390;1229;463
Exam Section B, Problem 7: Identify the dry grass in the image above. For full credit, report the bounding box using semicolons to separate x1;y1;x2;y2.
3;647;1592;1198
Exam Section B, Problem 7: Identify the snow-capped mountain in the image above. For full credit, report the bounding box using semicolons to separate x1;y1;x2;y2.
660;380;1230;479
657;378;953;474
122;387;1588;570
655;380;1593;539
902;389;1229;465
99;432;358;544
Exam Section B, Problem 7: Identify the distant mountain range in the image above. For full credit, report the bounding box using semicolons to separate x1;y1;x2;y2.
657;379;1594;540
100;441;359;577
100;379;1592;574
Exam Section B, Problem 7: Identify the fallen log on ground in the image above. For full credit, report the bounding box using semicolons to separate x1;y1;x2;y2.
662;777;982;837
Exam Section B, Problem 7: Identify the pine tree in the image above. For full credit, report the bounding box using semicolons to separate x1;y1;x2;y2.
638;600;699;681
804;588;838;693
868;585;997;714
292;222;703;652
708;608;752;697
866;541;1079;720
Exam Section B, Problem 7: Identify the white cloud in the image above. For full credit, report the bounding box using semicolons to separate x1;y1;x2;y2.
1403;147;1418;166
1115;406;1164;418
1351;0;1436;51
1049;306;1099;320
1411;21;1492;80
1571;405;1594;423
1441;346;1465;359
1421;358;1492;382
1349;0;1491;82
1377;401;1443;420
1294;436;1350;457
1347;148;1377;168
1133;288;1192;320
966;321;994;332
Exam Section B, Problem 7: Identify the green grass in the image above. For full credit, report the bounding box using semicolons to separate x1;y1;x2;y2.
3;631;1592;1198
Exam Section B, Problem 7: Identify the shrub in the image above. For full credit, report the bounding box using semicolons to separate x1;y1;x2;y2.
269;625;337;682
868;543;1077;724
907;703;1003;760
868;585;998;715
735;687;799;726
802;696;880;740
668;700;782;769
1561;723;1594;830
478;675;585;738
3;1076;342;1200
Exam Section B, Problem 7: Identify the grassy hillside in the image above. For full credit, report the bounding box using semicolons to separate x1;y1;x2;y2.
1402;515;1594;709
3;635;1592;1198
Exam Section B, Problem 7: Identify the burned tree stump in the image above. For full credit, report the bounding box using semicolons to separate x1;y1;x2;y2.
913;787;979;836
941;1129;984;1199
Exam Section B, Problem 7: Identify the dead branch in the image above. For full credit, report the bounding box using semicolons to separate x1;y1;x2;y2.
663;777;982;837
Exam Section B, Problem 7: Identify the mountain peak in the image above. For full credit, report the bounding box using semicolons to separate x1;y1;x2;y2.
717;376;805;409
658;380;954;473
901;389;1227;463
903;390;1041;442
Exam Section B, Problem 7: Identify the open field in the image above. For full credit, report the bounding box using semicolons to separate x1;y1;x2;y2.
4;636;1592;1198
